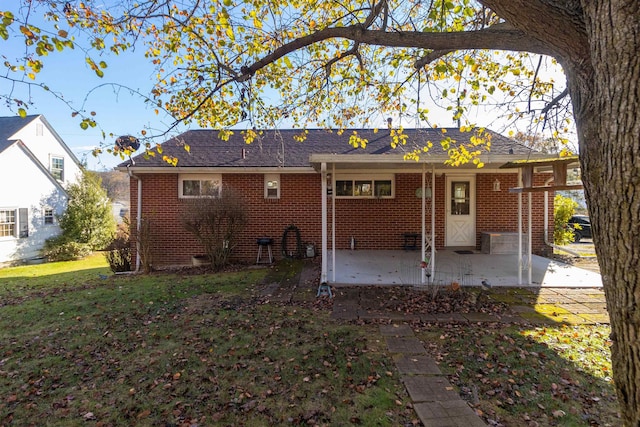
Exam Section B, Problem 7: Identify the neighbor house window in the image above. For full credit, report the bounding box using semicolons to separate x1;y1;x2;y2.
36;123;44;136
44;208;54;224
51;156;64;181
334;174;394;198
179;174;222;198
0;209;16;237
264;174;280;199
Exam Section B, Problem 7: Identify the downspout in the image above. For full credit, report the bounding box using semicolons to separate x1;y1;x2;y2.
543;177;580;257
127;165;142;272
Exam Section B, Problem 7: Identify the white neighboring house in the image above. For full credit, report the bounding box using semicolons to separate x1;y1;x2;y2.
0;115;83;265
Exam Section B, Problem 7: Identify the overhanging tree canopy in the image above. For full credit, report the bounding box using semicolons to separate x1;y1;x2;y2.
2;1;639;425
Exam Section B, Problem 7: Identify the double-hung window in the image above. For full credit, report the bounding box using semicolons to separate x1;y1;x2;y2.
179;174;222;198
0;209;16;237
334;174;394;198
44;208;55;225
51;156;64;181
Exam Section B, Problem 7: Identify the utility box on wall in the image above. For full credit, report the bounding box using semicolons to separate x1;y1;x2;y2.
481;232;529;254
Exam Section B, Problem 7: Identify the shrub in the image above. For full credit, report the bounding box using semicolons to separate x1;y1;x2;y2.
105;220;131;273
554;194;578;245
57;171;116;251
42;236;92;261
180;186;247;271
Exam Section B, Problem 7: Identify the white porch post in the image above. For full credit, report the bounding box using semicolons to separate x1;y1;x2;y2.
518;171;523;286
321;162;328;283
431;166;436;280
332;163;336;283
528;191;533;285
421;164;426;285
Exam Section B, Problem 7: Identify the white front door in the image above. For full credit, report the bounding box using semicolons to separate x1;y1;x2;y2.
445;175;476;246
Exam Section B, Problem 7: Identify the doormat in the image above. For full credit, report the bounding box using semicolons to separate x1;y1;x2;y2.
454;250;475;254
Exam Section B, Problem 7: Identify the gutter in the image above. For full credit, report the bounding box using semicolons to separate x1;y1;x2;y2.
127;164;142;272
543;176;581;257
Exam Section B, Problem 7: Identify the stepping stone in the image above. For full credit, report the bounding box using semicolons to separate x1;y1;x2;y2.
402;376;459;402
434;313;468;323
380;324;414;336
395;355;442;375
385;336;426;354
463;312;497;322
414;400;486;426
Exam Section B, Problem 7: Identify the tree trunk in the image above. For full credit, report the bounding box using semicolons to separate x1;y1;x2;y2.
570;2;640;425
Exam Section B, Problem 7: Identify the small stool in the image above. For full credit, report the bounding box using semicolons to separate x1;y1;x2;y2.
402;232;419;250
256;238;273;264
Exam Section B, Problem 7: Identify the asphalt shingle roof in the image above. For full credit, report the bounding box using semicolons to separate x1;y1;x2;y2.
0;115;39;153
120;127;536;168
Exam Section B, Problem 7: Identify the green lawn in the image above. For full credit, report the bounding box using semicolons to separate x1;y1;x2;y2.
0;256;415;426
0;256;619;426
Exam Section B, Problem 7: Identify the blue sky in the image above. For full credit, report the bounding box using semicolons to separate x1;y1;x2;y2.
0;37;187;170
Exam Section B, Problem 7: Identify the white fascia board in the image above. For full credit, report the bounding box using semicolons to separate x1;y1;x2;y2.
115;166;317;174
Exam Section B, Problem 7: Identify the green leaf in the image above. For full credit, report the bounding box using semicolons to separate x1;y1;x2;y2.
18;108;27;118
284;56;293;69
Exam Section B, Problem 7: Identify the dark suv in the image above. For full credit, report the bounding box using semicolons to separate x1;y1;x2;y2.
568;215;592;242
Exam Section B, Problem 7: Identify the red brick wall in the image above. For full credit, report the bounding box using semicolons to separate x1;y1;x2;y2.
129;171;553;267
476;173;554;253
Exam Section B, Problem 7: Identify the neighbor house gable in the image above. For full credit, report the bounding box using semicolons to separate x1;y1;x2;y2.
0;115;83;186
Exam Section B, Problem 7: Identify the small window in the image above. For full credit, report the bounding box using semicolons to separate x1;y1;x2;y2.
0;209;16;237
44;208;54;224
335;174;394;198
36;123;44;136
264;174;280;199
51;156;64;181
179;174;222;198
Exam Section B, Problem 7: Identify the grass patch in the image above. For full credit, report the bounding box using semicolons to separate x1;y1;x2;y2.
0;258;416;426
416;323;618;426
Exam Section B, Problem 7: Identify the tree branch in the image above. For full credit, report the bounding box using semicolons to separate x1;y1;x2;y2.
541;87;569;115
414;49;454;69
238;24;554;81
479;0;588;63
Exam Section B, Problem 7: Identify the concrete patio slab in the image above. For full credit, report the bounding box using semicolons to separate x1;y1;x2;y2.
327;250;602;288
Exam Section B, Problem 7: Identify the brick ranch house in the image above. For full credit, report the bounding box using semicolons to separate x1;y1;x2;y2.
117;127;560;282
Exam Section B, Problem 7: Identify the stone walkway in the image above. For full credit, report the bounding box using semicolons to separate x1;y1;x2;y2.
261;261;610;427
380;324;487;426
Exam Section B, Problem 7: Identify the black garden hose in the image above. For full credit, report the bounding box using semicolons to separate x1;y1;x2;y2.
281;224;304;259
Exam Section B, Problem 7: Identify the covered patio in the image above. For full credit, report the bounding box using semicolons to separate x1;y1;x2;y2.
326;249;602;288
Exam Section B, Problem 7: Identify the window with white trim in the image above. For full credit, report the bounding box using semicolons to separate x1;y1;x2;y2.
334;174;394;198
264;174;280;199
44;208;54;225
51;156;64;181
179;174;222;198
0;209;16;237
